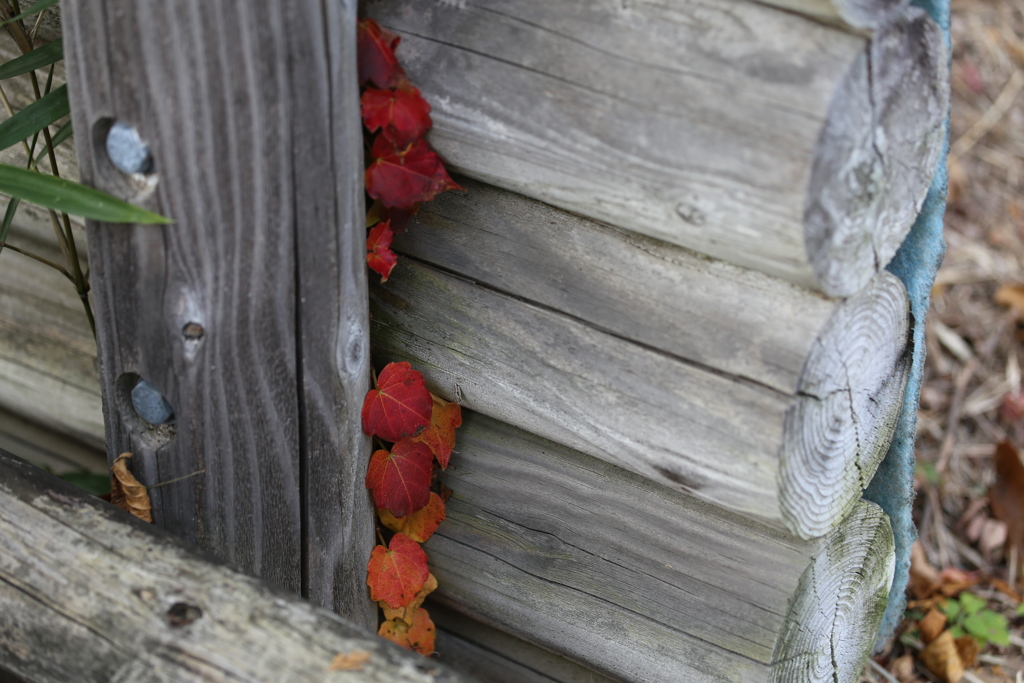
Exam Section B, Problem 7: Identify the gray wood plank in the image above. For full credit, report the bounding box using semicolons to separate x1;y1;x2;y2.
421;412;893;682
393;176;836;396
0;450;467;683
430;604;616;683
371;253;909;535
364;0;947;296
62;0;373;619
285;0;376;625
0;228;101;449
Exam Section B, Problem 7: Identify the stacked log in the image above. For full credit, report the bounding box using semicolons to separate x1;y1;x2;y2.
363;0;947;680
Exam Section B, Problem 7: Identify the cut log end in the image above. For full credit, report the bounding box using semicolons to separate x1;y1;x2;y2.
805;6;948;297
770;500;895;683
780;272;911;539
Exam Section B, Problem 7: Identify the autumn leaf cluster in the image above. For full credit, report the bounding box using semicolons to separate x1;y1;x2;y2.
362;362;461;657
358;18;462;282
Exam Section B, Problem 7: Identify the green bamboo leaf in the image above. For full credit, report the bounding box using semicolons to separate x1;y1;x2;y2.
0;0;60;28
0;164;171;224
0;38;61;80
0;84;68;152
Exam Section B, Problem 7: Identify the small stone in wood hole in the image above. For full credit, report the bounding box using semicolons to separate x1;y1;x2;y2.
182;322;204;340
166;602;202;627
131;379;174;425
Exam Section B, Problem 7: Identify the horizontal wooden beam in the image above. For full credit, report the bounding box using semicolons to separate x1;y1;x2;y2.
375;179;911;537
0;450;465;683
365;0;947;296
420;413;893;682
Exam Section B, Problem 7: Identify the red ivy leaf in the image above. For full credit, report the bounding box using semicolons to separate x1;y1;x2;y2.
366;136;463;210
414;396;462;469
366;533;429;608
366;440;434;517
362;85;432;147
362;361;432;442
357;19;404;89
367;220;398;282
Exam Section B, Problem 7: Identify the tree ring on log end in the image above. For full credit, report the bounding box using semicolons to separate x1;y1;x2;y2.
780;272;910;539
770;500;895;683
804;6;948;297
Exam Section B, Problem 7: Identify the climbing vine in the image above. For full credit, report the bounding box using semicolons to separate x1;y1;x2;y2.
357;18;463;656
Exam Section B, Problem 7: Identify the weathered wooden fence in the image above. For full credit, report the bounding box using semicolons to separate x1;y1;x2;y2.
0;0;949;680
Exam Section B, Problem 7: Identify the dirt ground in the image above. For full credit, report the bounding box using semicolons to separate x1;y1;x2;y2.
861;0;1024;680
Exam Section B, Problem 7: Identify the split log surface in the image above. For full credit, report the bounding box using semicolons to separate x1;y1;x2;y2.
417;413;894;682
63;0;374;622
375;179;912;538
365;0;948;296
0;450;465;683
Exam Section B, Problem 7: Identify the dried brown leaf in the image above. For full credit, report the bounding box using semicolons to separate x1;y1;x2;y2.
328;649;371;671
109;452;152;523
910;541;941;599
994;284;1024;318
989;441;1024;557
919;630;965;683
953;635;979;669
920;607;948;644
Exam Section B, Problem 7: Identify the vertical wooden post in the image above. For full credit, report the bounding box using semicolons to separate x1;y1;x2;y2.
62;0;374;626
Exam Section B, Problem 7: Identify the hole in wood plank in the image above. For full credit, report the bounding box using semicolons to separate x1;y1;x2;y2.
115;372;176;449
92;118;159;203
166;602;202;627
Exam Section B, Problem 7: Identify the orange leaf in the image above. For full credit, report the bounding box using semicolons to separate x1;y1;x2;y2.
327;650;371;671
414;395;462;469
378;607;436;656
110;452;152;523
989;441;1024;557
919;630;964;683
366;533;429;608
378;492;446;543
381;572;438;625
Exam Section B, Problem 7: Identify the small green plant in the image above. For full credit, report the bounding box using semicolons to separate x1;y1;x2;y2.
939;591;1010;648
0;0;168;341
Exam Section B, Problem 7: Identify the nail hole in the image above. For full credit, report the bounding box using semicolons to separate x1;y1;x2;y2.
182;322;204;340
166;602;202;627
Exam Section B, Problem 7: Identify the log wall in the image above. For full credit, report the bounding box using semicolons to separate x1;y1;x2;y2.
0;0;947;679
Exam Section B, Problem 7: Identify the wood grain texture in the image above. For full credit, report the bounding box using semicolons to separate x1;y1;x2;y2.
374;215;910;535
431;604;616;683
0;220;100;449
63;0;374;619
0;450;466;683
421;413;892;682
748;0;907;30
781;271;911;538
364;0;947;296
771;502;895;683
393;177;836;396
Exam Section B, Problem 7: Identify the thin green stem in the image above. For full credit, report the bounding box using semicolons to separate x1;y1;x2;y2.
0;239;71;277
